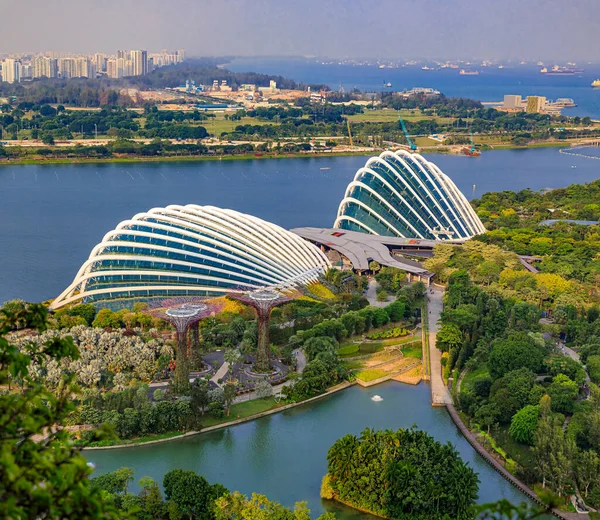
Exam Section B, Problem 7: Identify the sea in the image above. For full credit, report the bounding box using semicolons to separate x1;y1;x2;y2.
226;57;600;119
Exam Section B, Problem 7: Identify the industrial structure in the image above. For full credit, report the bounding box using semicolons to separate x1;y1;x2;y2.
334;150;485;241
51;205;330;310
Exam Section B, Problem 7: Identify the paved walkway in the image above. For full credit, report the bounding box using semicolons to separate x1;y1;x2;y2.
366;278;393;308
210;361;230;386
233;349;307;404
428;287;452;405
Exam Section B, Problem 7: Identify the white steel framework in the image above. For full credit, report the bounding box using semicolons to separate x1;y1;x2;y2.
334;150;485;240
51;205;330;309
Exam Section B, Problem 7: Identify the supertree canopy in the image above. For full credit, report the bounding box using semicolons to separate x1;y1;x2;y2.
228;289;297;373
148;297;223;389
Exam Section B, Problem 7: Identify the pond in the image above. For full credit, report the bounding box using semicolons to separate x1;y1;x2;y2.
86;382;533;518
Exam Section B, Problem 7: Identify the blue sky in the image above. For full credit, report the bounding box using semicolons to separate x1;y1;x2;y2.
2;0;599;61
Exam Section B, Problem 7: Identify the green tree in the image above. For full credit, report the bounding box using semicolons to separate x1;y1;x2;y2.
575;450;600;498
223;382;237;416
488;333;544;379
0;302;120;519
163;469;227;520
548;374;578;414
215;491;334;520
191;378;210;416
509;405;540;445
436;323;463;352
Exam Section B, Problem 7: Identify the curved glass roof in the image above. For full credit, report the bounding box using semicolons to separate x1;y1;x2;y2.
334;150;485;240
51;205;330;309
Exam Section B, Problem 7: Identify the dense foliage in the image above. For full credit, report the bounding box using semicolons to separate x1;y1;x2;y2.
323;428;479;519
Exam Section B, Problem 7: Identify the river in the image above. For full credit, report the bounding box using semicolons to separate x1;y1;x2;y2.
1;147;600;304
85;382;532;518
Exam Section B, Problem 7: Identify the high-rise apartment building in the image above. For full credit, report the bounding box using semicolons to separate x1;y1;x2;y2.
130;50;148;76
106;59;118;79
1;59;21;83
94;53;106;73
58;58;77;79
33;57;58;79
176;49;185;63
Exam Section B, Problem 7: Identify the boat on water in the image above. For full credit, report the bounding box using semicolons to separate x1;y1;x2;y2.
459;69;479;76
554;98;577;107
462;147;481;157
540;65;585;75
593;80;600;88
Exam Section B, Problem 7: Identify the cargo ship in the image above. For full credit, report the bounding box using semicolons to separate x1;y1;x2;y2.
553;98;577;107
459;69;479;76
593;80;600;88
540;65;585;75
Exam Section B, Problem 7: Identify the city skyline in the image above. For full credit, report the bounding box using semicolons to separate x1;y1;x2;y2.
1;0;599;61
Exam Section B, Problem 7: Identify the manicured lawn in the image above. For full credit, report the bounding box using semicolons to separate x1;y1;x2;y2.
342;360;365;370
401;344;423;359
355;369;389;382
339;334;421;358
200;397;279;427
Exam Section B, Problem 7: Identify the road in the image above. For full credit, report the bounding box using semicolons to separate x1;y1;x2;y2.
428;287;452;405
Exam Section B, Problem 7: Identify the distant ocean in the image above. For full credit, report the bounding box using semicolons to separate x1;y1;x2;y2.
226;57;600;119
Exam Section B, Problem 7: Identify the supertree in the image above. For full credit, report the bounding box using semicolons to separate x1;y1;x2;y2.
148;298;223;389
228;289;297;373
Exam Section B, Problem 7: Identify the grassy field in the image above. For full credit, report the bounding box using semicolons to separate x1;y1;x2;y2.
200;397;279;427
401;342;423;359
205;116;278;135
346;109;454;124
355;368;389;382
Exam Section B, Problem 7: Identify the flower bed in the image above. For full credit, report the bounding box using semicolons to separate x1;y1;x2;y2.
366;327;409;340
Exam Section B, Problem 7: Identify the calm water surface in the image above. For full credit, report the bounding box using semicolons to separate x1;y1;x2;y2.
85;382;532;518
1;147;600;303
228;58;600;119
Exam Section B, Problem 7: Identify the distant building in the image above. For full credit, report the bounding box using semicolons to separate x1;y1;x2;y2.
106;59;117;79
130;50;148;76
526;96;547;113
33;57;58;79
94;53;106;73
1;58;21;83
269;80;277;90
176;49;185;63
503;94;523;109
58;58;76;79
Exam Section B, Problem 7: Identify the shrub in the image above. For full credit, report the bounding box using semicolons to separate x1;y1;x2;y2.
366;327;409;340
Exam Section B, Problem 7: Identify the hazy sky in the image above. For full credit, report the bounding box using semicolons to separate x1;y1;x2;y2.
2;0;599;61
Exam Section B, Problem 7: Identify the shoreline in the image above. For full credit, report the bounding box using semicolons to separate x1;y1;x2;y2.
0;141;571;167
83;381;355;451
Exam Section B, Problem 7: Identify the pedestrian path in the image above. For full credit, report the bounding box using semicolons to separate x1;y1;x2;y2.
210;361;230;386
428;288;452;405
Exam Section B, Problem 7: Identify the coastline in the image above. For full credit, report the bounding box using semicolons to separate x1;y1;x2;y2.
0;141;569;167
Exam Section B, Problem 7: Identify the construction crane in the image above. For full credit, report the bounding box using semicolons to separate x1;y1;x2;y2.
398;112;417;151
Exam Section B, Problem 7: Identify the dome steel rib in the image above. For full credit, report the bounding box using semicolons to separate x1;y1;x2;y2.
334;150;485;241
51;205;330;310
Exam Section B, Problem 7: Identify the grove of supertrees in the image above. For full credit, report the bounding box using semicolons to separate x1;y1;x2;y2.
228;288;297;373
147;298;223;390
